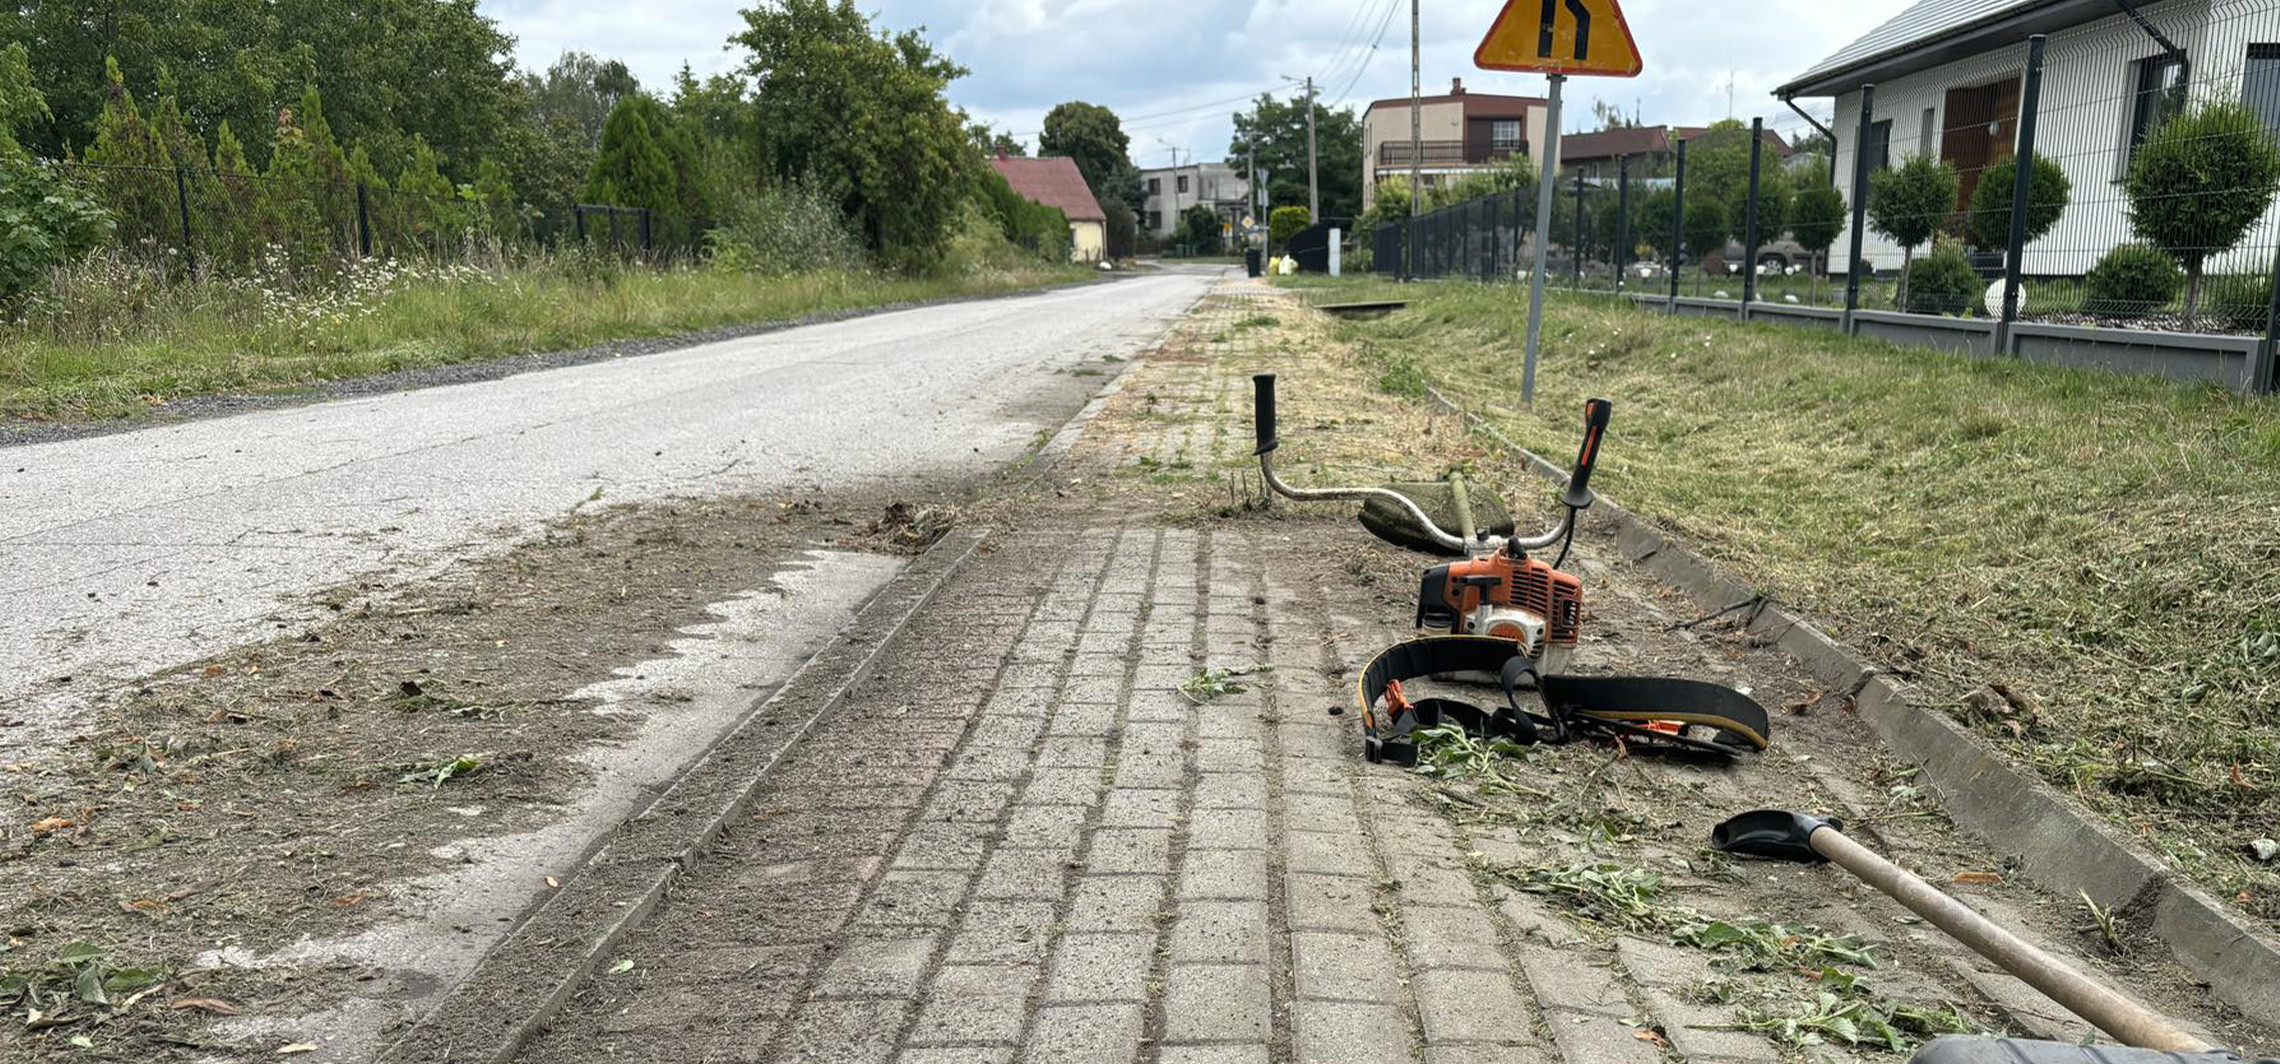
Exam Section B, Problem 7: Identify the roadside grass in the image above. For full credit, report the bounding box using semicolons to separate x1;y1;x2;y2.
1287;276;2280;922
0;255;1092;422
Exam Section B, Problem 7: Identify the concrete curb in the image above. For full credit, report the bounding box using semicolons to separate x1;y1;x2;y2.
1422;384;2280;1029
375;529;988;1064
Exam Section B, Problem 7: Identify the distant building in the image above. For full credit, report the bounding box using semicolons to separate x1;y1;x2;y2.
1556;125;1794;180
1361;78;1548;209
989;155;1108;263
1138;161;1250;239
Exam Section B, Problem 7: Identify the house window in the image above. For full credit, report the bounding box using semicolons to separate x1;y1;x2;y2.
1147;177;1161;196
1177;175;1190;194
1864;119;1893;172
1492;119;1522;150
2129;51;2190;155
1918;108;1935;157
2247;44;2280;136
1146;211;1162;231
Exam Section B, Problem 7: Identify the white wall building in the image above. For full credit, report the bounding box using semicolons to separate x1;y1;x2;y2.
1778;0;2280;277
1138;162;1250;240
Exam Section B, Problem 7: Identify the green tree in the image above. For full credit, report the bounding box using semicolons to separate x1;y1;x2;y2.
1965;154;2070;251
582;94;695;246
1682;197;1729;266
2124;101;2280;318
393;136;460;251
969;122;1025;157
1866;154;1958;309
264;83;360;259
1229;93;1366;221
1039;101;1131;201
734;0;975;271
1269;205;1310;250
0;42;110;298
1173;204;1223;255
80;57;177;253
1789;182;1846;294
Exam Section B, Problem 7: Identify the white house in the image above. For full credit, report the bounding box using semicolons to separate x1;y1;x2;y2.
1777;0;2280;277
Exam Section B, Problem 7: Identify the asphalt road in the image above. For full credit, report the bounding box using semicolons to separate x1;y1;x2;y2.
1;269;1219;752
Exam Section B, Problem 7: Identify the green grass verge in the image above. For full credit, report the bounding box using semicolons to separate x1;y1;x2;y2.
0;259;1094;422
1288;275;2280;921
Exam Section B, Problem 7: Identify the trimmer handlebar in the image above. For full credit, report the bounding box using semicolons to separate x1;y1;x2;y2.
1253;374;1279;456
1562;398;1613;510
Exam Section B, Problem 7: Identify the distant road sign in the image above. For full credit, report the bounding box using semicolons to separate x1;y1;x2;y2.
1475;0;1643;77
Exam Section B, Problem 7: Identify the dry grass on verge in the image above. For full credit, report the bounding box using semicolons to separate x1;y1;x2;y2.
1282;274;2280;922
0;255;1092;422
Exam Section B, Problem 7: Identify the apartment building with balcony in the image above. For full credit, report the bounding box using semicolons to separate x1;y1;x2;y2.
1361;79;1548;209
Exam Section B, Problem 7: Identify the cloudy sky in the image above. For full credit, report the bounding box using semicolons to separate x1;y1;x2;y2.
480;0;1907;167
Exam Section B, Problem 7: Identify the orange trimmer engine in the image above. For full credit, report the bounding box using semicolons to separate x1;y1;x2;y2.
1415;543;1583;672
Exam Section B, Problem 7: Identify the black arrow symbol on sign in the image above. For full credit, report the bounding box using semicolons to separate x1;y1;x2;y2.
1537;0;1594;60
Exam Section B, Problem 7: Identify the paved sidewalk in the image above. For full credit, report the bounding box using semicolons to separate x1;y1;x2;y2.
507;279;2258;1063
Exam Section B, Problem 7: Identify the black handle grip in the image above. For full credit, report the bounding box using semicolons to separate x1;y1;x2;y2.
1561;397;1612;509
1253;374;1279;456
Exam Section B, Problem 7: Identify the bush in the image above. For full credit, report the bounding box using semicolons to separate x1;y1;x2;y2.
2082;243;2183;319
705;180;868;275
1789;184;1846;266
1868;155;1960;305
1682;197;1728;264
2124;101;2280;316
1270;206;1310;249
1965;154;2070;251
0;158;114;299
2196;273;2273;333
1902;239;1981;315
1172;204;1223;256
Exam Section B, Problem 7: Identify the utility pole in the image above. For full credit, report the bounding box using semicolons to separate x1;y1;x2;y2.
1407;0;1421;280
1305;75;1320;222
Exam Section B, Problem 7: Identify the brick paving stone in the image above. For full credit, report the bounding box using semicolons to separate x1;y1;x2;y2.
908;965;1038;1046
999;807;1087;850
1162;963;1272;1042
1022;1002;1145;1064
1286;873;1381;934
1111;754;1186;789
1422;1048;1553;1064
1050;699;1121;734
1402;905;1509;972
1044;932;1156;1003
1099;788;1181;828
1194;738;1266;773
1160;1047;1270;1064
1068;875;1168;933
1169;900;1270;964
1283;793;1365;835
1186;813;1269;851
778;998;909;1064
1495;891;1589;949
1381;861;1478;908
1021;767;1105;808
1278;724;1349;761
926;780;1018;822
946;901;1058;965
1280;760;1349;796
858;871;970;930
975;847;1074;901
1542;1010;1665;1064
1287;830;1374;876
893;823;998;871
813;935;936;999
1038;736;1111;767
1178;847;1269;900
1196;711;1264;741
1192;773;1268;810
898;1051;1014;1064
1290;931;1400;1003
1414;968;1533;1045
1292;999;1414;1064
1089;827;1174;874
1516;946;1632;1018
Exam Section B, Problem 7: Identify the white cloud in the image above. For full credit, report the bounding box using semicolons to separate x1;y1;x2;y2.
482;0;1910;165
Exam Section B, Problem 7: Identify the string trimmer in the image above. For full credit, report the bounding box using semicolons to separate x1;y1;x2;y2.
1251;373;1772;761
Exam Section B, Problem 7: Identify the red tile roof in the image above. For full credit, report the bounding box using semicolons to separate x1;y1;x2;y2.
990;156;1107;223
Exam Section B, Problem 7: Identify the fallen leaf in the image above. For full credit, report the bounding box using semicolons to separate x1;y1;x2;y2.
1632;1027;1670;1048
1952;871;2004;885
31;816;75;834
172;998;240;1015
608;958;634;975
70;1035;93;1049
277;1043;320;1055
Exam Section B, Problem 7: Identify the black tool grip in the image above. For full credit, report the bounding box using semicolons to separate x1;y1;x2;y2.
1253;374;1279;456
1562;397;1612;509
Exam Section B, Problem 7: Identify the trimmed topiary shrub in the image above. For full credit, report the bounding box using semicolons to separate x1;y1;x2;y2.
1902;238;1981;315
2124;101;2280;317
2083;243;2184;319
1269;206;1311;251
1965;154;2071;251
2196;272;2273;333
1868;154;1960;307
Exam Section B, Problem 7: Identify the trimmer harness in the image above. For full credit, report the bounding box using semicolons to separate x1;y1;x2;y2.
1358;636;1773;764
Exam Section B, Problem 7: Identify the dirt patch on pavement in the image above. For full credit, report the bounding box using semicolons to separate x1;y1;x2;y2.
0;490;937;1061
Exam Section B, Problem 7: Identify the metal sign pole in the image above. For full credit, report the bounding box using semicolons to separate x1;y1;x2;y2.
1522;74;1565;405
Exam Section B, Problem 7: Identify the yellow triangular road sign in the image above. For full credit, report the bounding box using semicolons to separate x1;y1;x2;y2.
1475;0;1643;77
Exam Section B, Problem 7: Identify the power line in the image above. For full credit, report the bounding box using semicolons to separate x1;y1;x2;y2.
1326;0;1405;108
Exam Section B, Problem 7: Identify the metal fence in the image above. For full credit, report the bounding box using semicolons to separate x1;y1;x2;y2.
52;161;702;273
1370;0;2280;383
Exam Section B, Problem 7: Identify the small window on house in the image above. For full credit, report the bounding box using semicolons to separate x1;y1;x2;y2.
1492;119;1522;150
2129;51;2190;155
1177;175;1190;194
1147;177;1161;196
1918;108;1936;157
1864;119;1893;172
2247;44;2280;136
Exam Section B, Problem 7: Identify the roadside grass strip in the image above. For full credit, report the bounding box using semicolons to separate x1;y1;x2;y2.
1284;276;2280;926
